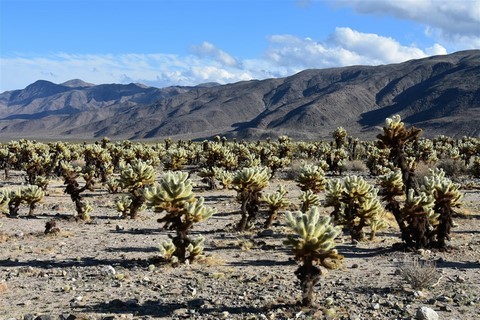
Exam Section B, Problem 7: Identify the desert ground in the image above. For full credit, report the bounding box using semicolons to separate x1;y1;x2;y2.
1;169;479;320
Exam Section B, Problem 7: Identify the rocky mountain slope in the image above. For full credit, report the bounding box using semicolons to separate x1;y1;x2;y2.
0;50;478;140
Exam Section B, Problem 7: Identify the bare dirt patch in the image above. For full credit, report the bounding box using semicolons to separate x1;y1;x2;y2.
1;172;479;320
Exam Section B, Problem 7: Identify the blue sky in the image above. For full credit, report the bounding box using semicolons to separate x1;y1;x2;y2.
1;0;479;92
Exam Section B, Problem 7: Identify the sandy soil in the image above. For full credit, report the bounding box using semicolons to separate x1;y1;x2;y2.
0;171;479;320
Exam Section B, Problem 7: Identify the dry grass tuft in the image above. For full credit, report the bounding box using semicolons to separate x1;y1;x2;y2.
397;256;441;291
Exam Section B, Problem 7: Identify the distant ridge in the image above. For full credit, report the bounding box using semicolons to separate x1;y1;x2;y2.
0;50;479;140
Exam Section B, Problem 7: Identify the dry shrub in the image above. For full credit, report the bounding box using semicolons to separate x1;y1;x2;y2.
436;159;468;178
413;161;433;186
398;256;440;290
344;160;368;173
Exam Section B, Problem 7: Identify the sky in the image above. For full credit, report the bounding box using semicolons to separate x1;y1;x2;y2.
0;0;479;92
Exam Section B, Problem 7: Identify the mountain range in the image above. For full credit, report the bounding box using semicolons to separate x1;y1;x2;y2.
1;50;479;141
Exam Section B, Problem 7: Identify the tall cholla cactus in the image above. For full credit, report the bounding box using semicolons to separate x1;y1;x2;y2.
231;166;270;231
379;170;409;240
262;185;290;228
117;160;156;219
21;184;45;216
60;161;95;221
324;179;345;220
0;189;10;214
325;176;386;242
300;189;321;213
421;168;463;249
144;171;216;263
402;189;438;249
377;114;422;193
284;207;343;307
296;163;326;193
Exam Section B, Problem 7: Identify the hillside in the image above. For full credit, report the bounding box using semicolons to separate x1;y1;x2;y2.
0;50;479;140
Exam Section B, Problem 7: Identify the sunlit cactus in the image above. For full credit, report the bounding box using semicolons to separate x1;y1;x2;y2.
402;189;438;249
284;207;343;307
158;239;177;263
377;114;422;192
145;171;216;263
296;163;326;193
116;195;133;218
117;160;156;219
324;179;345;220
163;148;188;171
198;167;218;190
300;189;321;213
231;166;271;231
262;185;290;228
60;161;94;221
21;184;45;216
333;126;348;148
186;236;207;262
325;176;386;242
378;169;409;241
0;189;10;214
421;168;463;249
213;167;233;189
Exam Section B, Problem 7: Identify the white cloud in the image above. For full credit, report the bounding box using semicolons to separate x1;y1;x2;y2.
334;0;480;49
0;28;452;92
190;41;239;67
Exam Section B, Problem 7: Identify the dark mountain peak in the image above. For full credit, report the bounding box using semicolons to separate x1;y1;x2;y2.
61;79;95;88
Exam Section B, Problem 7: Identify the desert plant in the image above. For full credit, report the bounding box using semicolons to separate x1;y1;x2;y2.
284;207;343;306
398;256;440;290
231;166;270;231
401;190;438;249
421;168;463;249
296;163;326;193
144;171;216;263
377;115;422;193
300;189;321;213
262;185;290;228
117;160;156;219
0;189;10;215
21;184;45;216
325;176;386;242
60;162;95;221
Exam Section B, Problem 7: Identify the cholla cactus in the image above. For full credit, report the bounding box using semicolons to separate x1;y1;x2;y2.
421;168;463;249
378;169;409;240
333;127;348;148
402;190;438;249
117;160;156;219
324;179;345;220
471;156;480;178
145;171;216;263
116;195;132;218
21;184;45;216
300;189;321;213
198;167;218;190
159;239;177;263
377;115;422;192
325;176;386;242
60;161;95;221
262;185;290;228
213;167;233;189
0;189;10;214
296;163;326;193
284;207;343;306
163;148;188;171
231;166;270;231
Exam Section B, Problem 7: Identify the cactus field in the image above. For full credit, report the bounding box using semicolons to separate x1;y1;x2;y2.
1;117;480;319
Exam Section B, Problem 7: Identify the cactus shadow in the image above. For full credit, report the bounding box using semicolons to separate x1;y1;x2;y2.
105;246;159;253
0;256;153;270
228;259;296;267
76;299;294;317
336;244;397;258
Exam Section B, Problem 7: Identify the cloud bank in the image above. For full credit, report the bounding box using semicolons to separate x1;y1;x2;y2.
1;15;473;92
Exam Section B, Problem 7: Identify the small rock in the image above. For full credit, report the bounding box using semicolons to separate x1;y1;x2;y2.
15;231;24;238
116;224;124;231
23;315;35;320
437;295;453;303
416;306;439;320
172;308;189;316
101;265;116;276
372;303;380;310
351;263;359;268
257;229;274;237
34;316;53;320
